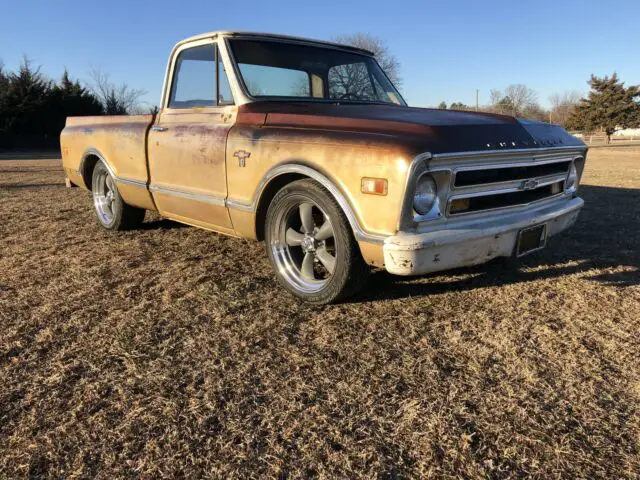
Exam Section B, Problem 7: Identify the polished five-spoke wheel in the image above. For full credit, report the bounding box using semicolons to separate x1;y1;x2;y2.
265;179;369;304
93;169;117;225
276;201;337;289
91;160;145;231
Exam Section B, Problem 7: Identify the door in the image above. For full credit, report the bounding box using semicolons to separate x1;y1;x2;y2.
148;41;237;233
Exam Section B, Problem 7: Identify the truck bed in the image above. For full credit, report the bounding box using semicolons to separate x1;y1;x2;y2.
60;114;156;209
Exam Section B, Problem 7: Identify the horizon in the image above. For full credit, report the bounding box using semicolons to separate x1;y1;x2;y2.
2;0;639;110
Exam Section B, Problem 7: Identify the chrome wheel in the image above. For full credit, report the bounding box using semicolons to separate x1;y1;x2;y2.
93;169;116;225
271;199;337;293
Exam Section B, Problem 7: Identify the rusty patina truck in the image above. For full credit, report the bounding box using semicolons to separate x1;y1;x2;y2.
60;31;587;304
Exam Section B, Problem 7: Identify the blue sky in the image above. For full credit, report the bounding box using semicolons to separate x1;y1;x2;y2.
1;0;639;109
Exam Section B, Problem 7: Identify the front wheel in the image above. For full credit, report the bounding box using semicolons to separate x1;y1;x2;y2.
265;179;370;304
92;161;145;231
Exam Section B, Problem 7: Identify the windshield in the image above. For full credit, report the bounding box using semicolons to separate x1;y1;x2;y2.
228;39;405;105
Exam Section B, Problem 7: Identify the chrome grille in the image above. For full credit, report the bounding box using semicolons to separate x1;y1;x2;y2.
453;161;571;187
446;157;572;217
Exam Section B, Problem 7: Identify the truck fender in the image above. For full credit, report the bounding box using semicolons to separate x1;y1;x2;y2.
245;163;385;245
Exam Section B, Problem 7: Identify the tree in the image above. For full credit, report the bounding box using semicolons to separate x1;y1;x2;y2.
521;103;549;122
437;101;447;109
0;57;52;137
0;59;103;149
450;102;469;110
567;73;640;142
549;91;581;128
46;69;103;134
0;61;8;93
490;84;539;117
333;33;402;88
89;68;146;115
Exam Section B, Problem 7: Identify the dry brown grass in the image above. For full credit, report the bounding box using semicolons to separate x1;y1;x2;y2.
1;148;639;478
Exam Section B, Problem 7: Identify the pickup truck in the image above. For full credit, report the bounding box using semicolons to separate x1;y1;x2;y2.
60;31;587;304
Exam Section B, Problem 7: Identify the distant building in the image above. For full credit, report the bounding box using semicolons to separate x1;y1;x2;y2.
613;128;640;136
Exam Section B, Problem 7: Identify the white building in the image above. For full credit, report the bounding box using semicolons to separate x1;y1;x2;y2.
613;128;640;136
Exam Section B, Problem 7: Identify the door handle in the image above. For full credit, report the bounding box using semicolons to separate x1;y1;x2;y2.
151;126;168;132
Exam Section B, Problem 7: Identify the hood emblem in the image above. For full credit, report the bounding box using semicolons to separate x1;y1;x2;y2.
520;179;539;191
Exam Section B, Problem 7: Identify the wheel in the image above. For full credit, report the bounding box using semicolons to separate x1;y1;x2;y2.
265;179;370;304
91;161;145;231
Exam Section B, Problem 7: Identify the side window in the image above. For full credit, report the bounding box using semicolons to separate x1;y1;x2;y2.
169;45;215;108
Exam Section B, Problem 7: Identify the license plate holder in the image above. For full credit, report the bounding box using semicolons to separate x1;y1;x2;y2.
516;224;547;257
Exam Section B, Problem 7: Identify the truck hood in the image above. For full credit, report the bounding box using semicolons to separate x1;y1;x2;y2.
239;102;584;154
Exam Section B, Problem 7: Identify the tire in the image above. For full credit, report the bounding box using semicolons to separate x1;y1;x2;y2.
265;179;370;304
91;161;145;231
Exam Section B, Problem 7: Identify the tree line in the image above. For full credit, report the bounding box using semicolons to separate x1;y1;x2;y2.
437;74;640;142
0;58;146;150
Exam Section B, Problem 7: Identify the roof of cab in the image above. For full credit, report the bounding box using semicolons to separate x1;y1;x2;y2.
175;31;374;56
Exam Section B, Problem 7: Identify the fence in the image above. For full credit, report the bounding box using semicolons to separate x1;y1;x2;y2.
572;133;640;145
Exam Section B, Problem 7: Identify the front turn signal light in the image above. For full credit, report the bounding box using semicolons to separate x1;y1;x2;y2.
361;177;388;196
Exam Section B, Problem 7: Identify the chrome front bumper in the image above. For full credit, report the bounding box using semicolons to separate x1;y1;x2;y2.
383;197;584;276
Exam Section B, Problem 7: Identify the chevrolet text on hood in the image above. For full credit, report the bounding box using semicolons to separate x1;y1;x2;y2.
60;31;587;304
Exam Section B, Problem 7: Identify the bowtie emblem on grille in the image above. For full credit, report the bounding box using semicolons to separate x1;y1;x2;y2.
520;179;539;191
234;150;251;167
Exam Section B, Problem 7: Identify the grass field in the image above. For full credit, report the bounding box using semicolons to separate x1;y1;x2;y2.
1;148;639;478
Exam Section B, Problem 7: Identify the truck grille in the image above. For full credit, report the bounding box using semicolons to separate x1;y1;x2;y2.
454;161;571;187
447;157;572;216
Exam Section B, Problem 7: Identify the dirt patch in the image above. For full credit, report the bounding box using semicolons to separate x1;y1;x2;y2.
1;148;639;478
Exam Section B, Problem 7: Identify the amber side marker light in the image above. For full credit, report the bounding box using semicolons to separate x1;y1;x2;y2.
449;198;470;213
361;177;388;196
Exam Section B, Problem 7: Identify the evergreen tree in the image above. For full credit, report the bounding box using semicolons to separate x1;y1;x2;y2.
0;60;103;149
450;102;469;110
568;73;640;142
0;57;52;138
46;69;103;136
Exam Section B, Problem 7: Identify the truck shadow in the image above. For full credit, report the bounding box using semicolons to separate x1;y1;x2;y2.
139;218;189;231
354;185;640;302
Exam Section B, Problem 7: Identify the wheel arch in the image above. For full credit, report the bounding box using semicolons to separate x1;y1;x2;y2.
253;163;384;245
80;148;116;190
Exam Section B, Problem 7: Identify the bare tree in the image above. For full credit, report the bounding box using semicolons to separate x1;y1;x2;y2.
333;33;402;88
549;90;581;127
490;84;539;117
490;89;503;107
88;68;146;115
505;84;538;114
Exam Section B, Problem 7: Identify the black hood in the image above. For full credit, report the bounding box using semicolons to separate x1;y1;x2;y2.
244;102;586;154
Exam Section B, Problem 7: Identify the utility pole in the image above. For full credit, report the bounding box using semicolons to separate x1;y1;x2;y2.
476;89;479;111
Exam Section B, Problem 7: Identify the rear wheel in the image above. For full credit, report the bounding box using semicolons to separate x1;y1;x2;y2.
92;161;145;231
265;179;369;304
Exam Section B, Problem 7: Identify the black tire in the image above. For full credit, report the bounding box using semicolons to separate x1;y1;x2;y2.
265;179;370;304
91;161;145;231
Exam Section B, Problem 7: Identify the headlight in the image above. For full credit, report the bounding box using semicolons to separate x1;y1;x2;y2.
565;162;578;192
413;174;437;215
